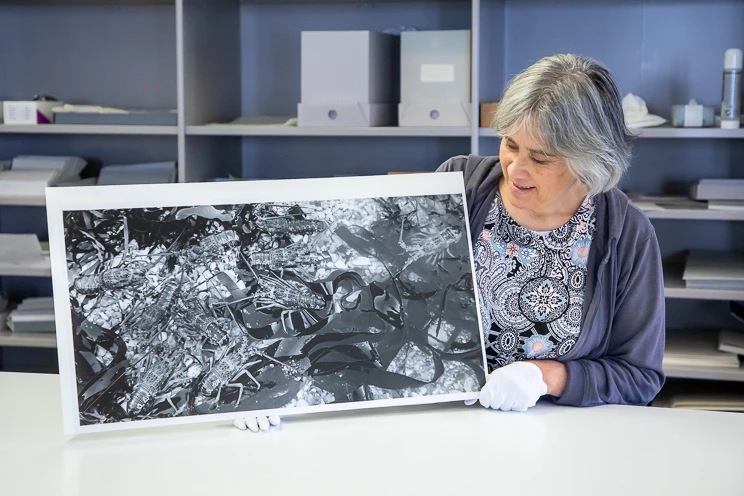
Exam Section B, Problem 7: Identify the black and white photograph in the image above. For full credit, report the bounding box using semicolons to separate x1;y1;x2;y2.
49;176;485;432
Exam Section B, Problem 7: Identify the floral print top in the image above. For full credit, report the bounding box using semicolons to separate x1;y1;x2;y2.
474;189;597;372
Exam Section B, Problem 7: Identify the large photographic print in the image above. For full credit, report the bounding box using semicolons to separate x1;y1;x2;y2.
48;175;485;433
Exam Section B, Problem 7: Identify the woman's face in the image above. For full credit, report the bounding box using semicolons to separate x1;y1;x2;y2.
499;127;587;216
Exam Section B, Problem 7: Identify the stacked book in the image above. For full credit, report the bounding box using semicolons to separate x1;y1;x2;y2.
0;155;89;198
7;297;55;333
97;161;177;185
683;250;744;290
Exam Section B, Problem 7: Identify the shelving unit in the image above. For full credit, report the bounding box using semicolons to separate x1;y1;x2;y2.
0;0;178;371
1;0;743;393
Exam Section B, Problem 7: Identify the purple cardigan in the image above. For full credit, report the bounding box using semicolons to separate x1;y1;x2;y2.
438;155;666;407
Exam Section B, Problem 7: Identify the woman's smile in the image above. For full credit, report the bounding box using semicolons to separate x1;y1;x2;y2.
510;181;536;195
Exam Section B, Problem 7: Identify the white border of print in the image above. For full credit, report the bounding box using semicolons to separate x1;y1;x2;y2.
46;172;487;435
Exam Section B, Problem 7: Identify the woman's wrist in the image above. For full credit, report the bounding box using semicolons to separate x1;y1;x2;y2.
527;360;568;397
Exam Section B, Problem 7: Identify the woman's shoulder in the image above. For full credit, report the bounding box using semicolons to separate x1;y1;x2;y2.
436;154;500;173
436;155;502;193
601;187;657;245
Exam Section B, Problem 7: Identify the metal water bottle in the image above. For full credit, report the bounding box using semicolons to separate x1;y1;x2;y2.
721;48;742;129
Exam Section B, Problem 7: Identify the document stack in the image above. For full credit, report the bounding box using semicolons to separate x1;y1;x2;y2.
656;312;744;412
683;250;744;290
0;234;50;275
691;179;744;210
97;161;177;185
718;329;744;357
0;155;88;198
7;297;55;333
663;329;741;370
626;194;706;211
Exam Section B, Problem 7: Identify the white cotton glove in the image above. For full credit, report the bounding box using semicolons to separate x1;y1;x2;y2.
469;362;548;412
233;415;281;433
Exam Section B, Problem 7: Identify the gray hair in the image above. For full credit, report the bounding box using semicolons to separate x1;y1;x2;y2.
492;54;633;195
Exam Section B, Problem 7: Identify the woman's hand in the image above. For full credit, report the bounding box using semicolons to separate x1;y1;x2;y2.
474;361;549;412
233;415;281;433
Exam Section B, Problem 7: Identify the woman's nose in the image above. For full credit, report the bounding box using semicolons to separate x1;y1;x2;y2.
509;156;530;176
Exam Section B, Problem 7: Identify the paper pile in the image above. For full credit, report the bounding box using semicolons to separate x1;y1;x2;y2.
0;155;88;197
683;250;744;290
664;329;741;369
0;234;50;274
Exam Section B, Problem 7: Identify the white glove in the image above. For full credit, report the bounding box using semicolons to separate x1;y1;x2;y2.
233;415;281;432
472;362;547;412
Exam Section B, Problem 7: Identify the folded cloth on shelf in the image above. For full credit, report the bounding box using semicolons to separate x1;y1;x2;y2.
622;93;666;128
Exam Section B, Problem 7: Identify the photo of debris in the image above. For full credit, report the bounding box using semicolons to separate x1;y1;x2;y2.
62;195;484;426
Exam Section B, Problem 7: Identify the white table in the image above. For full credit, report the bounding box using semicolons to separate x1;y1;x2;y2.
1;372;744;496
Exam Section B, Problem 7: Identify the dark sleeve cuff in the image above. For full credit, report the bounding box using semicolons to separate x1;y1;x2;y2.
551;360;586;406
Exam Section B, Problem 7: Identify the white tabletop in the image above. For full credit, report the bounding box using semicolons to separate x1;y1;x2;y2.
1;372;744;496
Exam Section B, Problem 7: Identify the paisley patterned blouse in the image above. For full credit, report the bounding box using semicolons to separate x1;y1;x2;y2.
474;189;597;372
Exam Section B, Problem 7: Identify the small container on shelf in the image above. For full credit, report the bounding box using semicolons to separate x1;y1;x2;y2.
671;99;715;127
298;31;398;127
399;30;472;127
3;98;63;125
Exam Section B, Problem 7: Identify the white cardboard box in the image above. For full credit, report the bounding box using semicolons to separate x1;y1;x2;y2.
399;102;472;127
399;30;471;127
299;30;398;127
3;101;62;124
400;30;471;103
298;103;396;127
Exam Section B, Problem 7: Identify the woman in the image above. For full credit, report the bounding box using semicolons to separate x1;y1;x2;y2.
236;54;665;431
441;53;665;411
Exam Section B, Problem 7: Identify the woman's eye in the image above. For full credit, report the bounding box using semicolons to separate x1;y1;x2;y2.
533;158;547;165
507;143;518;151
